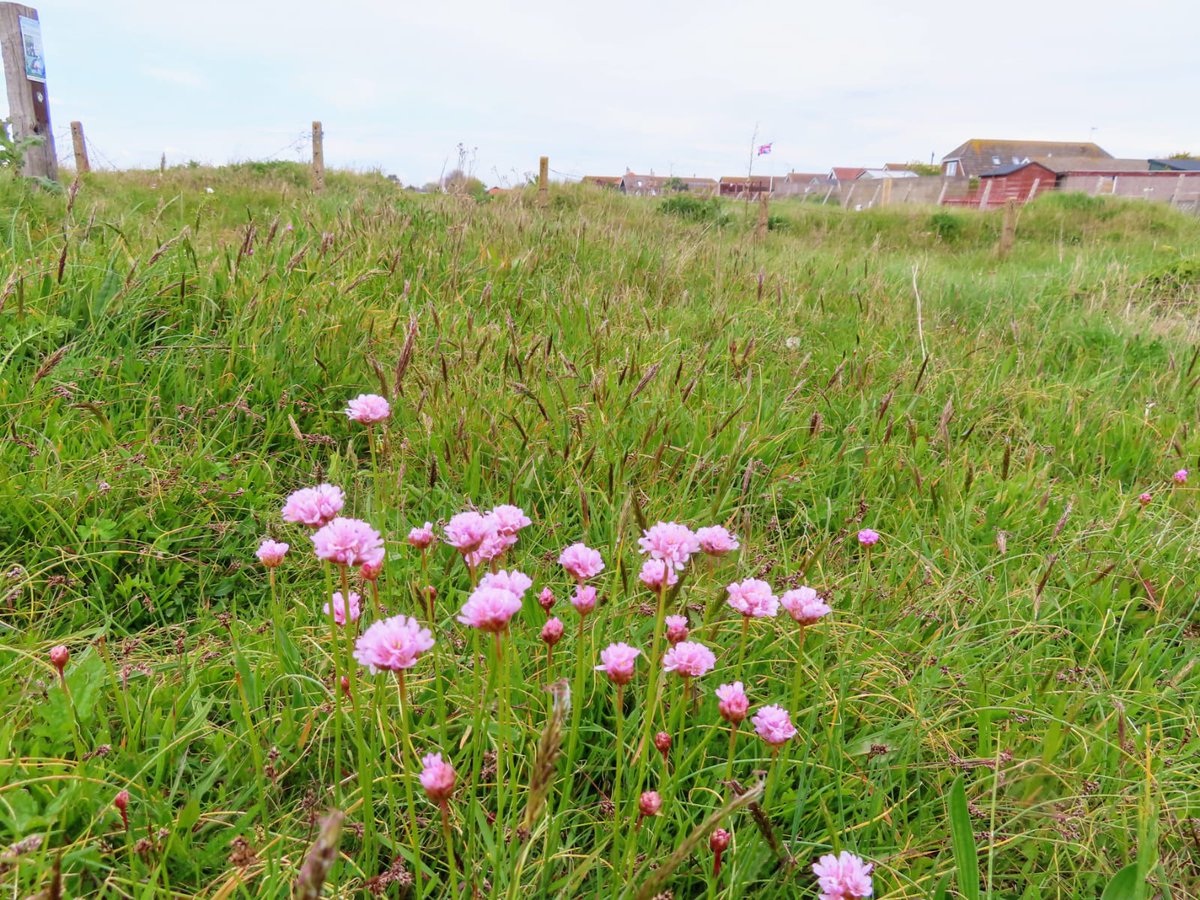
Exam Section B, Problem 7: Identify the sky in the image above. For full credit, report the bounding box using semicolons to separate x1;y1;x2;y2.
6;0;1200;186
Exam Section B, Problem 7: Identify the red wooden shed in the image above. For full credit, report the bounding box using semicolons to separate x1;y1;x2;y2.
976;161;1056;206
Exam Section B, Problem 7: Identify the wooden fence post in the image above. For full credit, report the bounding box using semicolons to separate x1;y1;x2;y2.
880;177;893;207
977;179;993;210
69;119;89;173
538;156;549;203
936;179;949;206
0;2;58;179
756;190;769;238
997;198;1018;258
312;120;325;193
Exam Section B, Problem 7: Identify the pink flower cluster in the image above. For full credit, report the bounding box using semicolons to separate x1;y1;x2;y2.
596;642;641;685
752;704;797;747
696;525;740;556
715;681;749;724
665;615;689;644
726;579;779;618
1174;468;1189;484
256;539;289;568
857;528;881;546
571;585;597;615
559;543;605;581
638;522;700;571
282;484;344;528
323;590;362;626
443;505;532;568
781;586;831;625
638;559;678;591
353;615;434;673
344;393;391;424
663;641;716;678
812;851;874;900
408;522;435;550
458;585;523;633
312;517;385;569
419;752;457;803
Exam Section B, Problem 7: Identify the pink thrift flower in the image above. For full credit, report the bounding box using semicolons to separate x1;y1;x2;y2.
662;641;716;679
665;614;689;645
541;616;564;646
654;731;672;759
281;483;345;528
559;543;605;582
637;521;700;571
114;789;130;831
489;504;532;535
1174;468;1189;484
752;704;797;747
812;851;874;900
595;642;641;685
49;645;69;675
726;579;779;618
407;522;435;550
781;587;831;625
715;681;749;724
353;615;434;673
1139;492;1153;506
419;752;457;803
638;558;679;591
360;558;384;582
256;539;289;568
480;570;534;601
538;587;555;614
696;525;740;556
312;517;385;569
457;585;522;633
344;393;391;424
571;584;597;616
443;510;492;554
638;791;662;817
323;591;362;626
857;528;880;546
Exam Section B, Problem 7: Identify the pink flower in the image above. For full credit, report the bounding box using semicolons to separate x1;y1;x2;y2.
595;642;641;685
638;791;662;817
1174;468;1189;484
407;522;435;550
360;558;384;582
256;539;289;568
637;521;700;571
857;529;880;546
715;681;749;724
419;752;457;803
465;529;515;569
710;828;730;852
638;558;678;591
812;851;874;900
114;789;130;831
752;704;796;747
443;511;492;554
654;731;672;759
1139;492;1153;506
480;570;534;601
489;504;531;535
312;517;385;569
541;616;564;646
49;645;69;675
559;543;605;581
353;615;434;673
281;484;345;528
570;585;597;616
696;526;740;556
345;393;391;424
665;614;689;645
323;591;362;626
726;579;779;618
781;587;831;625
457;585;522;633
538;587;555;614
662;641;716;679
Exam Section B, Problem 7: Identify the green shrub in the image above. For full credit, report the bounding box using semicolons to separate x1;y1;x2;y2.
659;195;729;225
929;211;964;242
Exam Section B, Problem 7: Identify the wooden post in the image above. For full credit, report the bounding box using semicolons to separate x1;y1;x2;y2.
159;152;166;175
997;198;1018;258
936;179;949;206
538;156;549;202
69;120;88;173
880;177;893;207
1172;173;1186;207
311;120;325;193
756;190;769;238
977;179;993;210
1026;178;1040;204
0;3;58;179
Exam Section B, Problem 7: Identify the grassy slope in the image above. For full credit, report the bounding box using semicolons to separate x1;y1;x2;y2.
1;163;1199;897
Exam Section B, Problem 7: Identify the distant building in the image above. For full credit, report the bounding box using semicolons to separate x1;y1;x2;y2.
775;172;828;197
940;139;1112;178
975;161;1057;205
620;172;717;196
829;167;867;184
718;175;776;197
1149;158;1200;172
582;175;622;188
857;168;919;179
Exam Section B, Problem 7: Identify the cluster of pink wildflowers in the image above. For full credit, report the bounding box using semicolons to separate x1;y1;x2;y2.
595;642;641;685
281;484;344;527
344;393;391;425
458;585;523;633
662;641;716;678
324;590;362;626
312;517;384;569
781;586;832;625
812;851;874;899
353;615;434;673
726;578;779;618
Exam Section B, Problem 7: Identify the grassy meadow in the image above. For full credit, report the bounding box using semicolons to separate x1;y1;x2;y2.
2;162;1200;898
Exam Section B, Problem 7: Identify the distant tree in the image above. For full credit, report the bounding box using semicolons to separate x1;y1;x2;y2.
443;167;486;198
905;161;942;176
1168;151;1196;159
663;176;688;192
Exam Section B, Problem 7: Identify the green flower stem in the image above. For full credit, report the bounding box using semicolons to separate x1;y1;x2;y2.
397;671;424;898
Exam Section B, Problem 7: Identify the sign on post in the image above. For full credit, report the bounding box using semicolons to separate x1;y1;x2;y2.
0;3;58;179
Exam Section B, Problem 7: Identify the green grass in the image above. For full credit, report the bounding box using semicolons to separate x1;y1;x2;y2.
2;163;1200;898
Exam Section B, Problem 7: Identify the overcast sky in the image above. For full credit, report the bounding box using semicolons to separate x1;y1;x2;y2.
8;0;1199;185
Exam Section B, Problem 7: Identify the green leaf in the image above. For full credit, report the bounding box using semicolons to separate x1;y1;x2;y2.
948;775;980;900
1100;863;1140;900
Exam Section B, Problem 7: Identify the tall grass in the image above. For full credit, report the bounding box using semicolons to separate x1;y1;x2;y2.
1;164;1199;897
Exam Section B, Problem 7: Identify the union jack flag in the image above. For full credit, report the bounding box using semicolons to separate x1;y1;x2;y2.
757;143;773;156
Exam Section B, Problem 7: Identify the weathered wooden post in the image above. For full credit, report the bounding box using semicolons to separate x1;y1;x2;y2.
69;120;88;172
997;198;1018;258
756;190;769;238
880;177;893;207
0;3;57;179
312;120;325;192
538;155;549;203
